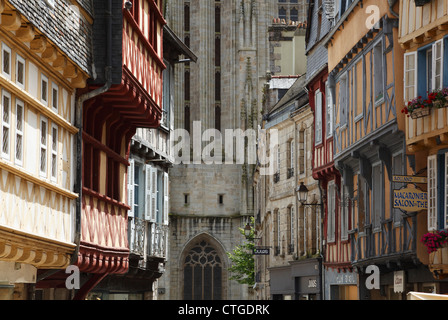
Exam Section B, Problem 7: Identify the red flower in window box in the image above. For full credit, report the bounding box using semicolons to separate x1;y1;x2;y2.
421;230;448;253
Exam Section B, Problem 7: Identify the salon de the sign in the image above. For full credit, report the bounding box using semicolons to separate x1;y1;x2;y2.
393;188;428;212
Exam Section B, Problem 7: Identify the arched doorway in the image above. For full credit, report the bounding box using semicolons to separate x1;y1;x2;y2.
182;238;224;300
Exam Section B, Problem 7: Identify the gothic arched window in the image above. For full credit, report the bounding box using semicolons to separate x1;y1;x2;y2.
183;240;223;300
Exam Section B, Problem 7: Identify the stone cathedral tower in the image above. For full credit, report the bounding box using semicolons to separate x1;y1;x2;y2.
160;0;273;300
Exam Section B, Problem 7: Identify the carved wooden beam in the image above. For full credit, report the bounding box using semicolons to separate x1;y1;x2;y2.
425;28;437;39
41;45;58;63
407;142;424;153
438;23;448;31
30;36;47;53
63;62;78;78
424;137;437;148
53;54;67;71
439;133;448;145
412;34;425;44
1;10;21;31
71;73;87;88
16;23;35;42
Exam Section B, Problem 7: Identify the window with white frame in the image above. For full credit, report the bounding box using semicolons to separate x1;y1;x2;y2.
427;151;448;231
15;99;24;165
373;41;384;103
428;155;437;231
51;82;58;112
315;89;322;145
326;81;333;138
1;90;10;160
40;117;48;176
290;139;294;169
404;52;417;102
408;40;444;100
145;164;158;223
339;74;347;126
16;54;25;88
432;40;443;91
50;124;58;181
127;159;136;218
327;180;336;243
41;74;48;106
2;43;11;80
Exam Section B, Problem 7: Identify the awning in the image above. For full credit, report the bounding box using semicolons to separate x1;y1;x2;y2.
407;291;448;300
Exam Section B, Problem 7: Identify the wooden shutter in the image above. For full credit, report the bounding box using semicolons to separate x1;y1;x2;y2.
128;159;135;218
315;89;322;144
432;40;443;90
145;164;157;222
445;152;448;229
428;155;437;231
163;171;169;225
404;52;417;102
326;82;333;138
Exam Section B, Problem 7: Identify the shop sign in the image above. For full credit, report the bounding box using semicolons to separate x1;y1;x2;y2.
392;175;427;184
308;279;317;288
393;188;427;212
254;248;270;255
394;270;405;293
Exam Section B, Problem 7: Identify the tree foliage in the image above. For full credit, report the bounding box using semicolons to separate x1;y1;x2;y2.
226;217;255;286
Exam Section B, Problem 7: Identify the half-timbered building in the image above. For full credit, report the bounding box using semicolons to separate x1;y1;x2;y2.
305;0;358;299
34;0;165;299
86;24;197;300
325;0;428;299
398;0;448;292
258;75;321;300
0;0;91;299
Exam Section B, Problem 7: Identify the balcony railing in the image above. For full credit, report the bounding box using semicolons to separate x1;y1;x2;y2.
129;217;146;256
148;223;168;259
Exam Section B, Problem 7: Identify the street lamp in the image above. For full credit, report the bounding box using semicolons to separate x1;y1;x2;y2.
296;182;321;207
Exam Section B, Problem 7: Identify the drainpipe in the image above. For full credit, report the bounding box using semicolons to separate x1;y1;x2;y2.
388;0;399;19
36;0;113;284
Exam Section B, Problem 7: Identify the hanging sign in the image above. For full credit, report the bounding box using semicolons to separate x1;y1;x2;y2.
394;270;405;293
254;248;270;255
393;188;427;212
392;175;427;184
324;0;336;20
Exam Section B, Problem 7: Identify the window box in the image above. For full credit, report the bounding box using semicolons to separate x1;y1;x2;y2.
410;107;431;119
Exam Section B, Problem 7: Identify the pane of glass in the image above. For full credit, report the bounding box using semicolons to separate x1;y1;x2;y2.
15;135;22;161
16;105;22;131
17;61;24;84
52;127;57;150
52;88;58;110
3;96;9;123
3;50;10;75
42;80;47;102
40;149;46;172
2;127;8;154
41;126;46;145
51;154;56;177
